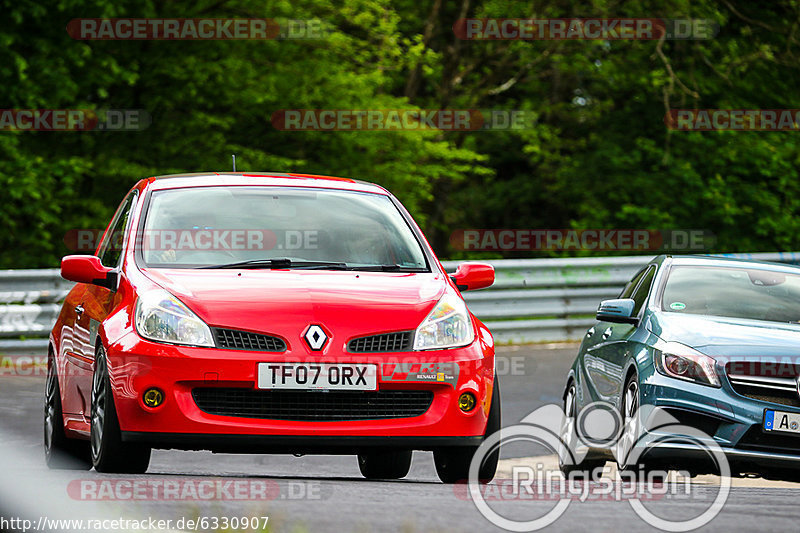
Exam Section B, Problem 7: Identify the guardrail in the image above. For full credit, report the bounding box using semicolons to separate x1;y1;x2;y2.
3;252;800;354
443;252;800;343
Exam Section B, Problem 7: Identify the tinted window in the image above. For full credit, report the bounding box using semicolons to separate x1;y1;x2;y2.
619;268;646;299
662;265;800;323
140;186;428;269
631;266;656;315
98;192;137;267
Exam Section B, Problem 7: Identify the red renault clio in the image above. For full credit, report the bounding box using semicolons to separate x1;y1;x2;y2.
45;172;499;482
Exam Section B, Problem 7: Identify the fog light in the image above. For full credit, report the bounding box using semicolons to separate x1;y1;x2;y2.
143;388;164;408
458;392;477;412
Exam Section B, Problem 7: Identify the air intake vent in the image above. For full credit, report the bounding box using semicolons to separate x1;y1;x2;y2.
213;328;286;352
192;388;433;421
348;331;414;353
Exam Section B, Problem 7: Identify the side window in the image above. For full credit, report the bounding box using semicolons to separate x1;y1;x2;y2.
97;192;137;268
619;268;646;299
631;266;657;315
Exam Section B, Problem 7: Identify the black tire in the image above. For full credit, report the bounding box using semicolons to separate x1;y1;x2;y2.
763;468;800;483
434;377;501;484
357;450;413;479
559;381;607;480
616;373;665;482
44;355;91;470
90;345;151;474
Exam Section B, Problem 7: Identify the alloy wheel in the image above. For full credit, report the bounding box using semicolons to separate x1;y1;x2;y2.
90;355;107;462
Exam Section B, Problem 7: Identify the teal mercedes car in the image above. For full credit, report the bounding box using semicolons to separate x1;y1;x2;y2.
562;254;800;480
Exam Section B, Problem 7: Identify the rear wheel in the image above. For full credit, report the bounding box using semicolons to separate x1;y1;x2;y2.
44;355;91;470
90;345;151;474
357;450;412;479
434;377;501;484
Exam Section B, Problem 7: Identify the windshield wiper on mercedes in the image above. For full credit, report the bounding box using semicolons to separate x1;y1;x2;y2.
198;258;348;270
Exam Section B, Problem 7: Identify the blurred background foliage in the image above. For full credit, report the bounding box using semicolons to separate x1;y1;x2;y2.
2;0;800;267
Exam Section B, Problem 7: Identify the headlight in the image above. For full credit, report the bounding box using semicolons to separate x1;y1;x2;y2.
134;289;214;347
413;289;475;350
654;342;720;387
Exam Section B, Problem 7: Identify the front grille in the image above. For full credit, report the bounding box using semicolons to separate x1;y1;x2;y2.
192;388;433;421
726;363;800;408
348;331;413;353
213;328;286;352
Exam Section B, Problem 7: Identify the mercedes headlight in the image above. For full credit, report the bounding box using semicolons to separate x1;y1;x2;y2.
413;289;475;350
654;342;720;387
134;289;214;347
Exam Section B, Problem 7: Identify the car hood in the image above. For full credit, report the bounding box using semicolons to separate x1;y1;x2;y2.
648;311;800;357
140;268;446;347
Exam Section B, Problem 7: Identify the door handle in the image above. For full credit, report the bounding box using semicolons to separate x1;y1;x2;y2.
75;305;85;316
602;327;612;340
586;327;595;338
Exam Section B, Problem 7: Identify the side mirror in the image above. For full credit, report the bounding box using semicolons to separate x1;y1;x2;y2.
450;263;494;291
61;255;117;290
596;298;637;324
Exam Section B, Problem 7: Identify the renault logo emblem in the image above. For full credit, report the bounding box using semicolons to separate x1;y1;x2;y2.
304;325;328;351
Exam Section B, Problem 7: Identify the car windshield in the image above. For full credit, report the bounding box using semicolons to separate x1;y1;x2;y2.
138;186;428;270
661;265;800;323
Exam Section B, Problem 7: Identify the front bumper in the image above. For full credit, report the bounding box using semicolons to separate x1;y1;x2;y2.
636;440;800;473
121;433;482;453
107;331;494;450
639;366;800;472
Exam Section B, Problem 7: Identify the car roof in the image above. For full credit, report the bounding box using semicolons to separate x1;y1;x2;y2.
668;254;800;273
139;172;390;195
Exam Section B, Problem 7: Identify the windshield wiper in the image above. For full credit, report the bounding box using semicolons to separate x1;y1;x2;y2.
346;264;428;272
198;258;348;270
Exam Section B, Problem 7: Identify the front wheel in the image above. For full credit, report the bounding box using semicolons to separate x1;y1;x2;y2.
90;345;151;474
616;374;665;482
357;450;412;479
435;377;501;484
558;381;607;480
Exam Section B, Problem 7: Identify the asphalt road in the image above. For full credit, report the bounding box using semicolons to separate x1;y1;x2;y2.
2;344;800;533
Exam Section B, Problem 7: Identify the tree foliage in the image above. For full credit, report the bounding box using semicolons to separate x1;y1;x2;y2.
2;0;799;267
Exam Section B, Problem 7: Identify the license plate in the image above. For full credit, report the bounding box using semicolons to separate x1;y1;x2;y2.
257;363;377;391
764;409;800;434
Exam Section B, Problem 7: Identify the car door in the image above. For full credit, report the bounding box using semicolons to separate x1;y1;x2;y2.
581;266;648;404
590;265;657;406
64;191;137;418
58;283;90;416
